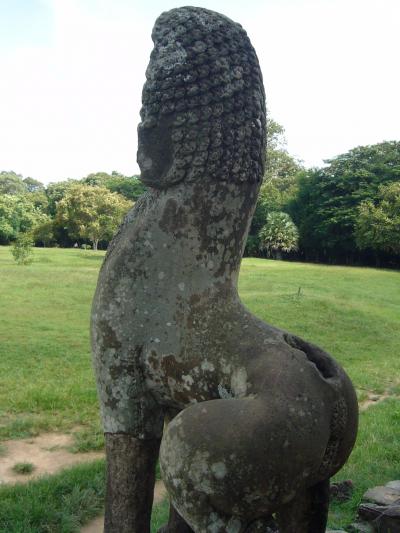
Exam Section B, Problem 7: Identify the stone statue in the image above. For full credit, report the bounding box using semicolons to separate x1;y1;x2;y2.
91;7;358;533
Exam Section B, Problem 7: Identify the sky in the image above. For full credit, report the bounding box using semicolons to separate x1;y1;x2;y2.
0;0;399;184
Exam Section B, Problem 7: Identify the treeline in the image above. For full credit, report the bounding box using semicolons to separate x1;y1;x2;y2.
289;143;400;266
1;126;399;267
246;122;400;267
0;171;145;250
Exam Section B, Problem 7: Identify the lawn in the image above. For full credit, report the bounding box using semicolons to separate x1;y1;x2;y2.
0;246;399;531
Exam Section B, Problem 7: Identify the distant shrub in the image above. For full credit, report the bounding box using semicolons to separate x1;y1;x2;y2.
12;462;35;475
11;233;34;265
81;244;92;250
259;211;298;259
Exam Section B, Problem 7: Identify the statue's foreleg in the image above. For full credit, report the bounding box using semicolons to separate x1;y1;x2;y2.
157;504;194;533
276;478;330;533
104;433;161;533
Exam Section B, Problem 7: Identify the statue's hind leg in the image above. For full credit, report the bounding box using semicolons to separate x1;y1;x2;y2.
160;398;332;533
104;433;160;533
276;478;330;533
157;504;194;533
158;410;194;533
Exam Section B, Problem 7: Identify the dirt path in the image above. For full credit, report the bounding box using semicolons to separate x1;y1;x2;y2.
0;432;103;484
359;391;399;411
0;431;167;532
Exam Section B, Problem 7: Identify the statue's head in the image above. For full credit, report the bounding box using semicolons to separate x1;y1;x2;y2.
137;7;266;189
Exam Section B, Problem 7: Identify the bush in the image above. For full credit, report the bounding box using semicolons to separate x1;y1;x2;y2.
259;212;299;259
11;234;34;265
12;462;35;475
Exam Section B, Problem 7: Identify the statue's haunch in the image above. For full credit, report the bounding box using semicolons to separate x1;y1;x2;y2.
91;7;358;533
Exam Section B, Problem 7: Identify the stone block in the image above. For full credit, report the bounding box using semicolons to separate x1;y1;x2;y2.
387;480;400;491
363;485;400;506
374;504;400;533
348;522;375;533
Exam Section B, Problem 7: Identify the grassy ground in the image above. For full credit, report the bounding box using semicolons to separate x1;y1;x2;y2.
0;461;105;533
239;259;400;397
0;459;168;533
0;246;399;531
0;247;102;443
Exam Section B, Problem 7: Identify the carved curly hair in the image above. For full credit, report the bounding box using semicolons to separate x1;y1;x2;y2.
137;7;266;188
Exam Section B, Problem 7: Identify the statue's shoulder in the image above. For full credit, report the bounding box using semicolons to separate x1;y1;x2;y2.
103;189;156;263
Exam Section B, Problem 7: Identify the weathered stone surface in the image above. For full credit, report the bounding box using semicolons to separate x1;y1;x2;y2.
352;481;400;533
348;522;375;533
359;502;400;530
157;504;194;533
91;6;359;533
363;485;400;506
104;434;160;533
358;502;387;521
375;505;400;533
387;480;400;491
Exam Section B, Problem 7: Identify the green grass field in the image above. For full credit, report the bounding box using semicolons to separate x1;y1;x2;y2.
0;246;399;531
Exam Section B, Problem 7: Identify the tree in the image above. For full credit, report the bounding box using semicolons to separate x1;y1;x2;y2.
46;180;77;216
355;182;400;256
31;214;55;247
27;191;48;212
0;196;17;242
23;177;45;193
81;171;146;201
0;194;43;243
0;171;27;195
107;174;146;201
11;233;34;265
249;180;286;253
289;141;400;263
246;116;302;255
46;176;141;247
266;116;286;152
259;212;299;259
81;172;113;187
265;116;303;189
55;184;131;250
